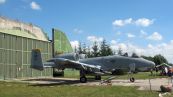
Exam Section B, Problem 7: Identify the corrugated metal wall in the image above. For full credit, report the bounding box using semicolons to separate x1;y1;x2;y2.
0;32;53;80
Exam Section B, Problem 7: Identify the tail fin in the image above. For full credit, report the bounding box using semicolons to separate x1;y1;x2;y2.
31;49;44;70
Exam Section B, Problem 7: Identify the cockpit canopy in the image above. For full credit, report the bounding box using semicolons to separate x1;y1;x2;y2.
131;53;140;58
121;52;140;58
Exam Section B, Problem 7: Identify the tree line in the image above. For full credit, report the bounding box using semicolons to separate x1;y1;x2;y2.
75;39;170;66
75;39;114;58
141;54;170;66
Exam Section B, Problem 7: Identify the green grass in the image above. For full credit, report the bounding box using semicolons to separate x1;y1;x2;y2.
0;81;164;97
0;71;171;97
64;69;80;78
63;69;168;80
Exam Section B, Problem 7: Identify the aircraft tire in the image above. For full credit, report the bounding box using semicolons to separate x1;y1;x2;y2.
80;76;87;83
95;75;101;80
130;77;135;82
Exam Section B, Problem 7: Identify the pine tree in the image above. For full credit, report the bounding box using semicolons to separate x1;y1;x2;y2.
86;46;92;58
106;45;113;56
92;41;99;57
100;39;107;56
78;42;83;54
74;46;77;53
99;39;113;56
82;43;87;54
118;47;123;55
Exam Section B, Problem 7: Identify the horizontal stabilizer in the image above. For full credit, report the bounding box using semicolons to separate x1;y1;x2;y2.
31;49;44;70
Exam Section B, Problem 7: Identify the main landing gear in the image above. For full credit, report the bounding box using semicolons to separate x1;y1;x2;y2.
95;75;101;80
80;70;87;83
80;75;101;83
79;70;102;83
80;76;87;83
130;77;135;82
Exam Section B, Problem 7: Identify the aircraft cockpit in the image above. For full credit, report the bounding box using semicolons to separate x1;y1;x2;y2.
122;52;128;57
121;52;140;58
131;53;140;58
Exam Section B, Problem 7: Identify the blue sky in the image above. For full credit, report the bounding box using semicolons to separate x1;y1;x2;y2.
1;0;173;62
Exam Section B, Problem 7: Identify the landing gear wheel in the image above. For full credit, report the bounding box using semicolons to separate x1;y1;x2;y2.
95;75;101;80
130;77;135;82
80;76;87;83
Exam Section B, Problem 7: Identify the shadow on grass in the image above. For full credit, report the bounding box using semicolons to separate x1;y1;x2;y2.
24;78;99;87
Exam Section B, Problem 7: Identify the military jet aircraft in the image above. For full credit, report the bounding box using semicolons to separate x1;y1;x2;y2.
31;49;155;83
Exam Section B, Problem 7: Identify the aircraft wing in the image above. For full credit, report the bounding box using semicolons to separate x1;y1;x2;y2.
54;58;102;73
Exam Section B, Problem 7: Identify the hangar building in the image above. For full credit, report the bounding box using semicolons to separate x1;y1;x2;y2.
0;17;53;80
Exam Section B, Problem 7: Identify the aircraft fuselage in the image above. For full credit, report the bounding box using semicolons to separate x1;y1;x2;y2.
79;55;155;72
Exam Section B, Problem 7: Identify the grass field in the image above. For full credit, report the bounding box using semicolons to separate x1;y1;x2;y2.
63;69;168;80
0;81;164;97
0;70;171;97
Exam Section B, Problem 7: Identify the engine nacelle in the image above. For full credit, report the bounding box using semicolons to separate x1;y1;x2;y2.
55;53;79;61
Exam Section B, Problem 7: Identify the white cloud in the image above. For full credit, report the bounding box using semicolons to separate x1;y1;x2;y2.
110;40;117;45
112;18;132;27
30;1;41;10
119;43;127;50
110;40;173;63
147;44;153;49
0;0;5;4
124;18;133;24
87;36;103;42
135;18;153;27
110;43;128;52
147;32;163;41
73;28;83;34
157;43;167;48
116;31;121;35
112;20;124;27
112;18;153;27
70;40;79;49
170;40;173;44
127;33;135;38
140;30;148;38
143;42;173;63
